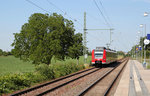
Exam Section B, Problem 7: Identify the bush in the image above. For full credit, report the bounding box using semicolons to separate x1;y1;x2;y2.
35;64;55;80
35;61;85;80
0;73;34;95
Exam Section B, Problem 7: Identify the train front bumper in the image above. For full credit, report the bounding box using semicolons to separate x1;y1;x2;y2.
95;61;102;64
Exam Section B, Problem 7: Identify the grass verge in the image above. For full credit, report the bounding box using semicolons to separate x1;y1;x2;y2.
0;56;91;95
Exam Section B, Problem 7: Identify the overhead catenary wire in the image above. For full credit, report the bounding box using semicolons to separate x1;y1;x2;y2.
93;0;111;28
25;0;83;32
25;0;51;14
86;12;108;26
92;0;118;50
98;0;114;27
87;28;110;47
113;32;130;52
87;32;104;50
25;0;54;29
46;0;65;15
87;31;103;42
46;0;84;27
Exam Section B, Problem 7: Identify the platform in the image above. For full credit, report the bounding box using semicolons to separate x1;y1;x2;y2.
114;60;150;96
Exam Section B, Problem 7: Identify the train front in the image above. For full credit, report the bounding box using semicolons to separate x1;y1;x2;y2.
91;47;106;66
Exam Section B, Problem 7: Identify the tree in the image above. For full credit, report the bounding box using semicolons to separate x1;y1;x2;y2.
68;33;83;64
0;49;3;56
117;51;125;57
3;51;9;56
12;13;82;65
12;13;49;64
48;13;75;61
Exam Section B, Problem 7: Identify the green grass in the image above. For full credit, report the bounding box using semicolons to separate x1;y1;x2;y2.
0;56;92;76
117;55;124;59
147;65;150;69
0;56;35;75
51;56;92;65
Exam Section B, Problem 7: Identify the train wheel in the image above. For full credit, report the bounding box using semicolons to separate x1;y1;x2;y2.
103;64;106;67
95;63;99;68
95;63;98;68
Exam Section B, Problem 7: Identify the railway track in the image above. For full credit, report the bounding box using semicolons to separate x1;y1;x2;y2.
78;58;129;96
10;58;127;96
10;67;100;96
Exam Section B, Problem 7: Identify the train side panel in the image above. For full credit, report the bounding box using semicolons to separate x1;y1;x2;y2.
102;49;106;64
91;49;95;64
104;50;117;64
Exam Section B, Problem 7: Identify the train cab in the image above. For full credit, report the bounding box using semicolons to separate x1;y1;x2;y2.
91;47;117;67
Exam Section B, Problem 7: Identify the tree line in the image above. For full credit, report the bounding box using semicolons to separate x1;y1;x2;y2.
12;13;83;65
0;49;11;56
128;36;150;58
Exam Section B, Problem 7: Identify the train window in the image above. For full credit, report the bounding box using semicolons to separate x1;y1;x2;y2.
95;52;103;59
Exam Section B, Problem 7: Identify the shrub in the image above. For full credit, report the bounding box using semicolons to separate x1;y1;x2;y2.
0;73;34;95
35;62;85;80
35;64;55;80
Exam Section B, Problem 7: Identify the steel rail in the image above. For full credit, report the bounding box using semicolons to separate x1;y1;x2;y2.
78;58;128;96
103;58;129;96
36;68;101;96
10;67;96;96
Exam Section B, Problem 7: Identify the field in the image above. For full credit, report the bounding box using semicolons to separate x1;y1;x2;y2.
0;56;35;75
0;56;92;75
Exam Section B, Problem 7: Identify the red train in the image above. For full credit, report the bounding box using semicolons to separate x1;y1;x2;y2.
91;47;117;67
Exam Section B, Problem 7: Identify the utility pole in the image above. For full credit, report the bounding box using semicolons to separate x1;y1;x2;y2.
83;12;87;63
110;29;112;45
144;24;147;67
109;29;114;48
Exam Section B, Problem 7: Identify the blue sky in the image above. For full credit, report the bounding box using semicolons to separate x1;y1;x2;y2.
0;0;150;52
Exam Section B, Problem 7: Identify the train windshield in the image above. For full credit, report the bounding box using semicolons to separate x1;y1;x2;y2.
95;52;103;59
